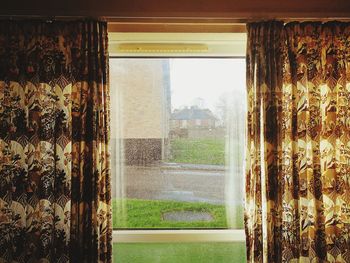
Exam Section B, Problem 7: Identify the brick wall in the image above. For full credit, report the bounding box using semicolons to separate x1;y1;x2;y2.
110;59;170;164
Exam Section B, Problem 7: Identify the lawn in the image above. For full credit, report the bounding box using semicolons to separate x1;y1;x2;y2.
113;199;235;229
113;199;246;262
168;138;225;165
113;242;247;263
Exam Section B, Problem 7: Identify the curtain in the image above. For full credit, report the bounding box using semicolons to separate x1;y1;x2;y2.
0;20;112;263
245;21;350;262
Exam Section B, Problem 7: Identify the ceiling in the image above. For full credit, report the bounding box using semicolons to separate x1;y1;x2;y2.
1;0;350;20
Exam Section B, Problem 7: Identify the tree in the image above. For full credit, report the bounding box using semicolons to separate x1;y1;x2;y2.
215;93;229;127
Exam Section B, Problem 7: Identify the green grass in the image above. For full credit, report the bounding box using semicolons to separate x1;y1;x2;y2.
168;138;225;165
113;242;247;263
113;199;229;229
112;200;246;262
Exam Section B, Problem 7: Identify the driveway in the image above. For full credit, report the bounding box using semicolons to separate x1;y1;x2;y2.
112;163;227;204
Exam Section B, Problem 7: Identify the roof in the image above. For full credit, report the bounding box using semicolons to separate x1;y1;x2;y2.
171;106;217;120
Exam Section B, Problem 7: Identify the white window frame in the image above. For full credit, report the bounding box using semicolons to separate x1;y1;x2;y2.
109;32;247;245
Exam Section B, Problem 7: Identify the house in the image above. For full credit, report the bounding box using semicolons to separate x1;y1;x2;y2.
110;59;171;165
171;106;218;129
170;106;225;139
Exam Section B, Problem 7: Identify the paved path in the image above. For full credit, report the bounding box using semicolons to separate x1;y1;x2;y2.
114;164;227;204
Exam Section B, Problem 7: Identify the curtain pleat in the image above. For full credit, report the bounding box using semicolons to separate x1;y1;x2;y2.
245;21;350;262
0;20;111;263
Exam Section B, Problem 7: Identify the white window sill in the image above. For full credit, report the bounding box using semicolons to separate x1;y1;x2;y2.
113;229;245;243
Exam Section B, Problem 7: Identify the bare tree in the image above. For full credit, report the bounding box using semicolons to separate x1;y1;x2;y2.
215;93;229;127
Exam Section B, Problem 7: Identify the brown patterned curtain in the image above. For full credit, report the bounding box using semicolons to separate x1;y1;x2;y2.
0;20;112;263
245;21;350;262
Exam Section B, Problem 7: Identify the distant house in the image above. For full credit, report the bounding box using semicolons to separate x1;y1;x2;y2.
170;106;218;130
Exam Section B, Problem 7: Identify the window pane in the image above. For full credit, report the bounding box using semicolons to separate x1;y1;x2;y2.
113;242;247;263
110;58;246;229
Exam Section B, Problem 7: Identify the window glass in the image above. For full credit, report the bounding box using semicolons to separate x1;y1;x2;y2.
110;58;246;229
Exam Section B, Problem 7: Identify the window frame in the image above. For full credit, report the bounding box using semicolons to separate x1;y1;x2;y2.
109;31;246;244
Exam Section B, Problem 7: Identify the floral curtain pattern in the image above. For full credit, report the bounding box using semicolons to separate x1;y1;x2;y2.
245;21;350;262
0;20;111;263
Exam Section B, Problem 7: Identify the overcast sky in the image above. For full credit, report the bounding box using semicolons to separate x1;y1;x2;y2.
170;58;246;112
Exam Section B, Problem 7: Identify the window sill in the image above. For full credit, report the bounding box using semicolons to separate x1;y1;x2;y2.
113;229;245;243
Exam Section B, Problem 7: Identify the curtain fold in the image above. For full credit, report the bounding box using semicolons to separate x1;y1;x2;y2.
245;21;350;262
0;20;111;263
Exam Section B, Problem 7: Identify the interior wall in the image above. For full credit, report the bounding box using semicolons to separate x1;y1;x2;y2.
1;0;350;19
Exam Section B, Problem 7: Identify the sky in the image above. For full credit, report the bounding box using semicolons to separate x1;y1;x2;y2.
170;58;246;112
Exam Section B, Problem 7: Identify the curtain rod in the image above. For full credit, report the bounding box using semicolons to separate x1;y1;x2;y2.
1;15;350;23
0;15;108;22
0;14;350;26
106;16;350;23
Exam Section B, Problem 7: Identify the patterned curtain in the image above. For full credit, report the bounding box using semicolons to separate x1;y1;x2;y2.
245;21;350;262
0;20;112;263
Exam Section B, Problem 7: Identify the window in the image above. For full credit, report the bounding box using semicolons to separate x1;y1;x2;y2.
110;32;247;262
